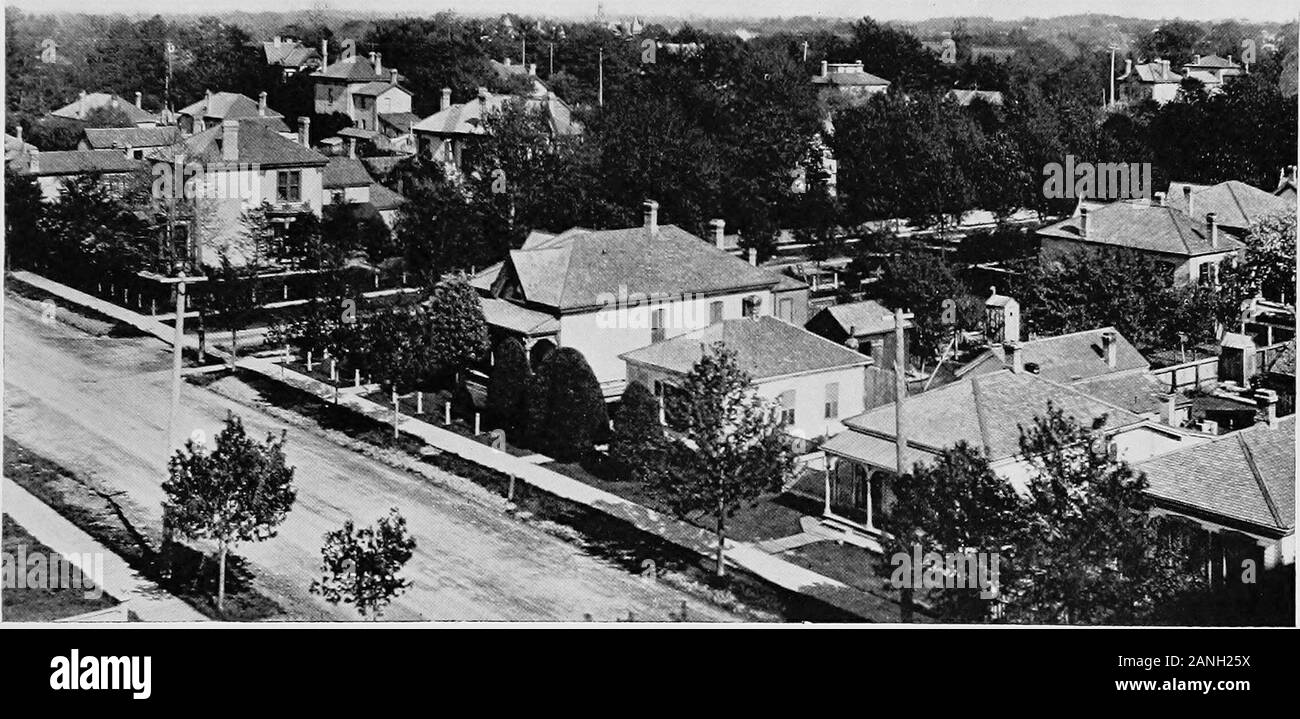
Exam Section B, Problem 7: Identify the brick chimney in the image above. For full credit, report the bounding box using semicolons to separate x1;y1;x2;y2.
1005;341;1024;373
221;120;239;162
348;137;357;159
528;63;537;76
709;219;726;250
477;87;489;105
1101;330;1117;368
1206;212;1219;248
820;60;828;78
1078;207;1089;238
1152;191;1165;207
258;91;268;117
321;39;328;66
77;90;87;118
441;88;452;112
1164;393;1180;427
368;51;377;67
135;91;143;108
375;53;382;74
643;199;659;234
28;147;39;174
390;69;399;84
1183;184;1193;217
298;116;311;147
747;248;758;266
1256;389;1278;427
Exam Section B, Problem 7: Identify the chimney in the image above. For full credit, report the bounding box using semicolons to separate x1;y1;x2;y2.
1206;212;1219;248
477;87;489;104
77;90;87;118
1078;207;1089;238
1256;389;1278;427
28;147;39;174
1164;394;1180;427
390;69;399;84
273;36;281;48
1101;330;1117;368
504;57;512;66
15;124;22;144
747;248;758;266
349;137;357;159
528;63;537;76
135;91;143;108
321;39;328;66
440;88;452;111
221;120;239;162
1161;58;1170;74
1005;341;1024;373
1152;191;1165;207
1122;58;1132;77
375;53;382;73
258;91;268;117
820;60;828;77
298;116;311;147
709;219;726;250
643;199;659;234
368;51;377;67
1193;54;1201;65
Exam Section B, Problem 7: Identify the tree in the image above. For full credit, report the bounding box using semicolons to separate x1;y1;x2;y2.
485;336;530;432
162;412;296;614
879;441;1026;622
208;259;261;368
1235;211;1296;305
364;305;435;395
4;167;47;270
310;508;416;620
659;343;793;577
425;273;490;385
873;244;966;364
1007;404;1203;624
525;347;609;462
609;380;668;483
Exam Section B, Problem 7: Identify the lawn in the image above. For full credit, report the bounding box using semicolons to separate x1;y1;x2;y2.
2;514;120;622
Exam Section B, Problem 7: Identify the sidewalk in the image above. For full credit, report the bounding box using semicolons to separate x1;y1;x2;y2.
9;270;900;621
3;477;208;622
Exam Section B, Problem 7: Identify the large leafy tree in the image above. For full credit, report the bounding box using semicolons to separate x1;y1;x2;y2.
162;412;296;614
4;167;47;270
425;273;490;385
609;380;668;483
872;244;966;364
525;346;609;462
311;508;416;620
485;336;530;432
659;343;793;577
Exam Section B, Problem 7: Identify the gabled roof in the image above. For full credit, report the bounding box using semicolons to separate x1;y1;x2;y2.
815;300;913;337
620;316;869;380
322;156;373;188
352;81;412;97
313;56;387;82
412;92;581;137
19;149;146;177
1185;54;1239;69
948;89;1004;106
994;327;1149;383
178;92;285;123
1130;61;1182;83
50;92;158;125
153;120;326;168
496;224;789;312
5;133;36;164
1166;180;1292;231
812;70;890;87
263;40;320;68
837;369;1146;464
1138;416;1294;535
480;297;559;336
378;112;420;134
1036;201;1245;257
82;125;182;150
367;182;406;210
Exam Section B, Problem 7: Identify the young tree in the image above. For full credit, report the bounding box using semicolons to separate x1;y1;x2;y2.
425;273;490;386
525;347;609;462
364;305;435;395
485;336;530;432
162;412;296;613
310;508;416;620
879;442;1026;622
609;380;668;483
1007;404;1203;624
209;259;261;368
660;343;793;577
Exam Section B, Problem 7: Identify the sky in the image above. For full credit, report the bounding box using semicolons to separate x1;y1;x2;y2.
4;0;1298;23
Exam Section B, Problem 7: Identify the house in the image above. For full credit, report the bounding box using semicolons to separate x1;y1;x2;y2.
812;61;890;108
79;126;182;159
1115;58;1183;105
1165;180;1292;235
805;300;913;369
490;58;548;96
1036;198;1245;287
15;149;146;201
947;89;1004;106
148;119;328;267
412;87;580;173
1136;410;1293;571
177;91;290;136
818;359;1203;539
5;128;36;166
322;153;406;228
313;52;413;132
262;36;322;77
621;315;870;444
46;91;160;128
470;200;809;396
1181;54;1244;92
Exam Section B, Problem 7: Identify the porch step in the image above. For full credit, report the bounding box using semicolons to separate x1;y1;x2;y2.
806;515;885;554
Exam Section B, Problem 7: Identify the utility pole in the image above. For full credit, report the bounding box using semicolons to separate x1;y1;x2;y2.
549;42;554;77
802;40;809;63
893;306;912;622
1107;44;1118;107
139;267;207;457
598;46;604;107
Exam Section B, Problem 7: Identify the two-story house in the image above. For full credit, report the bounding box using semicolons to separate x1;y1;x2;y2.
1165;179;1292;236
177;91;291;137
79;126;182;159
16;148;146;202
1115;58;1183;105
1181;53;1244;93
45;91;160;128
322;153;406;228
262;36;322;78
412;87;580;173
312;52;412;132
1036;198;1245;287
470;201;809;397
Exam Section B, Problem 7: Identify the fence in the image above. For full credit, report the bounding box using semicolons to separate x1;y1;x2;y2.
1151;356;1219;393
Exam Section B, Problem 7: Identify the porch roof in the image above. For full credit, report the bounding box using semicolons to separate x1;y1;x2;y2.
480;297;559;336
821;429;934;474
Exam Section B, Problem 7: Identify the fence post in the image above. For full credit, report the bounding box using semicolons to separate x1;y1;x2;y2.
474;412;481;435
444;401;451;426
416;392;423;414
307;351;313;372
393;391;400;439
354;369;361;388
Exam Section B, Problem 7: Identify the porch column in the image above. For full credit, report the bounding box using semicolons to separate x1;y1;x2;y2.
823;455;835;516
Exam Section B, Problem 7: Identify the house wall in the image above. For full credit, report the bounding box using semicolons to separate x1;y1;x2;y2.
193;164;325;267
1040;236;1237;287
327;185;370;204
315;81;351;117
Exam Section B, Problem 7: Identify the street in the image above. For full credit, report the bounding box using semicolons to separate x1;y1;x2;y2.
3;292;741;621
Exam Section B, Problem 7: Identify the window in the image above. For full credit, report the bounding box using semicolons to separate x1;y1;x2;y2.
276;170;302;203
824;382;840;419
777;390;796;426
743;295;762;318
709;300;724;324
778;297;795;323
650;308;665;343
1198;262;1217;287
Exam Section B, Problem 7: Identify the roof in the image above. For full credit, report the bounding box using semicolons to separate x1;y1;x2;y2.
1185;54;1239;69
20;149;146;177
1166;180;1292;231
948;89;1004;106
1036;201;1245;257
367;182;406;210
178;92;284;122
82;125;181;150
263;40;320;68
816;300;913;336
323;156;373;188
1264;341;1295;376
998;327;1148;382
1138;416;1294;534
1069;371;1174;416
497;224;790;312
352;81;411;97
379;112;420;134
837;369;1146;464
153;120;326;168
50;93;158;125
812;71;891;87
1129;61;1182;83
313;56;387;82
412;92;580;137
621;316;869;380
479;297;559;336
5;133;36;163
